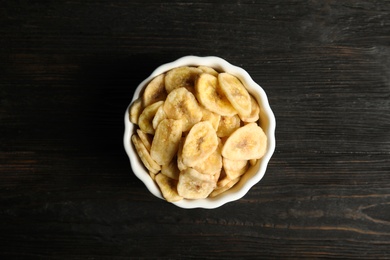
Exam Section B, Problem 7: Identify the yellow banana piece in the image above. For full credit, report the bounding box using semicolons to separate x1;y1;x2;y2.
200;106;221;131
176;137;188;171
216;169;232;188
163;87;203;132
222;122;267;160
224;163;248;180
131;134;161;173
195;73;237;116
129;98;142;125
165;66;202;94
182;121;218;168
161;157;180;180
193;139;223;175
138;101;164;134
218;73;251;118
217;114;241;138
152;104;167;130
239;94;260;123
222;157;248;172
197;65;219;77
136;129;153;152
150;119;182;166
143;73;167;107
209;177;240;198
155;173;183;202
177;168;216;199
249;158;258;166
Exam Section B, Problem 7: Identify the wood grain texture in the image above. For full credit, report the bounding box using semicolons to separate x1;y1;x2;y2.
1;0;390;259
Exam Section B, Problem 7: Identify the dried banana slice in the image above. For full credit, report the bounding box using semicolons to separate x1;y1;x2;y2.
155;173;183;202
143;74;167;107
224;163;248;180
218;73;251;118
222;123;267;160
177;138;187;171
223;157;248;172
177;168;216;199
201;106;221;131
150;119;182;166
240;95;260;123
152;105;167;130
149;171;157;181
129;98;142;125
198;66;219;77
138;101;164;134
195;73;237;116
249;158;258;166
182;121;218;168
165;66;202;94
213;170;221;183
163;87;203;132
161;157;180;180
209;177;240;198
136;129;153;151
193;139;223;175
131;134;161;173
217;114;241;138
216;169;232;188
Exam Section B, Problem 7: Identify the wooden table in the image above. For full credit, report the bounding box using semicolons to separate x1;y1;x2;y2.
1;1;389;259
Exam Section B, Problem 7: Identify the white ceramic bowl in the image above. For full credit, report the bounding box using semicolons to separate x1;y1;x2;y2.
123;56;276;209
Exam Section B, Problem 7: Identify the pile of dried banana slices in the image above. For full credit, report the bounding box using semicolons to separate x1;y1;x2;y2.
129;66;267;202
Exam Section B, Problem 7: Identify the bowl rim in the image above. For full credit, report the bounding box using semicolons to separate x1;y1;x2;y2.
123;55;276;209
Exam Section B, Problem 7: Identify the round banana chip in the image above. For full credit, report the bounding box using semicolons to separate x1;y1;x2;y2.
129;98;142;125
163;87;203;132
193;139;223;175
195;73;237;116
143;73;167;107
138;101;164;134
222;157;248;172
198;66;219;77
222;122;267;160
216;169;232;188
224;163;248;180
150;119;182;166
177;168;216;199
161;158;180;180
200;106;221;131
249;158;258;166
213;170;221;183
177;137;188;171
136;129;153;152
217;114;241;138
152;105;167;130
155;174;183;202
209;177;240;198
165;66;202;94
218;73;251;118
131;134;161;174
182;121;218;168
239;95;260;123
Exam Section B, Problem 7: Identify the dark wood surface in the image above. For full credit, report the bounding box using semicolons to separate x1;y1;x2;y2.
1;1;390;259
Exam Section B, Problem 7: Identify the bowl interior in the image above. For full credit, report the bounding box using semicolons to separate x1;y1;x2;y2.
123;56;276;209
